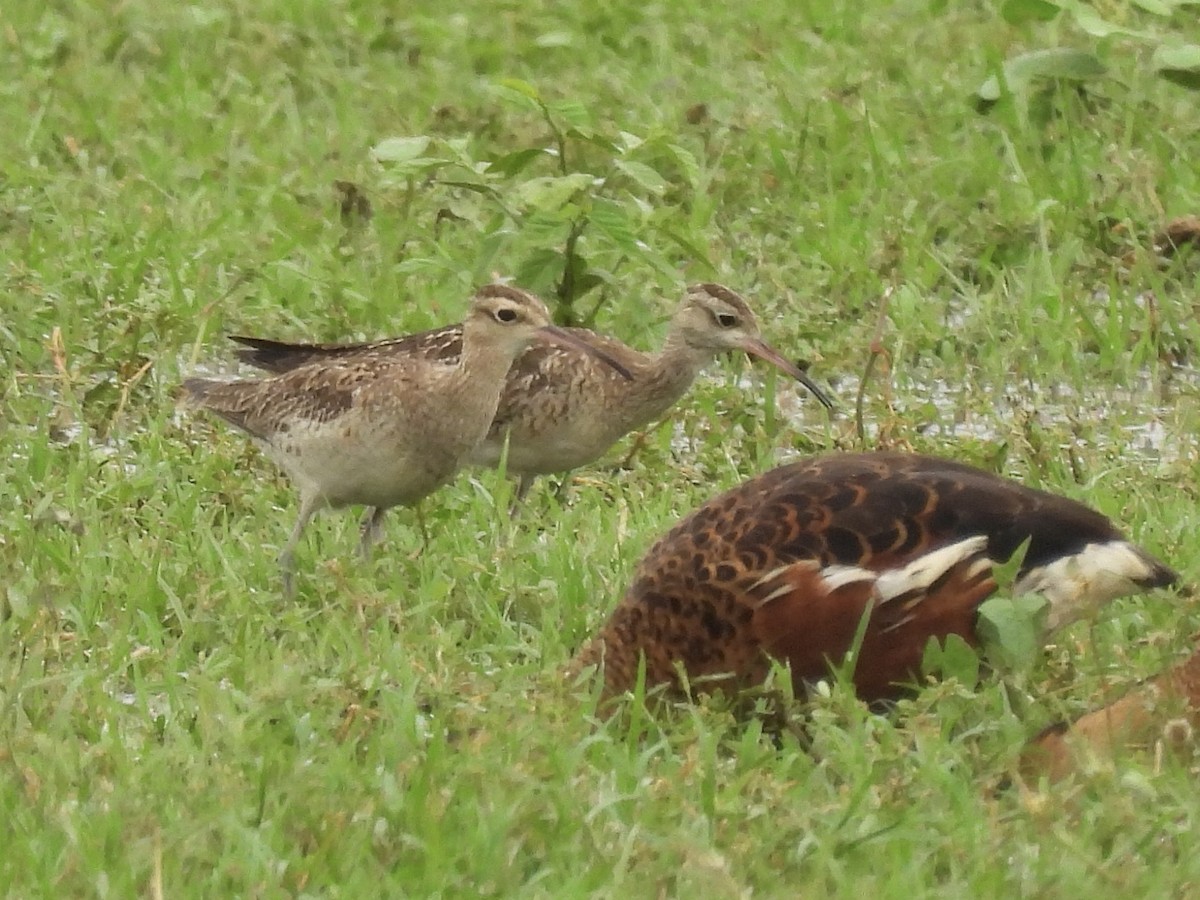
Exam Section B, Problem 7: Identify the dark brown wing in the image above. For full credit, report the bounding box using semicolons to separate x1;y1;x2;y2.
228;325;464;373
572;452;1177;702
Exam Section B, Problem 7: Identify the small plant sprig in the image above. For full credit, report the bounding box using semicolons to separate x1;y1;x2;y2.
371;80;710;324
970;0;1200;112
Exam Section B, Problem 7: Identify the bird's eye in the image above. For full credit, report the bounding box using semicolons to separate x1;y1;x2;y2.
496;307;518;323
716;314;738;328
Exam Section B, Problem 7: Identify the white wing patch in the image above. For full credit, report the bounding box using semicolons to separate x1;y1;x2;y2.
873;536;990;604
750;561;819;608
1015;540;1160;630
819;565;878;592
749;538;1157;625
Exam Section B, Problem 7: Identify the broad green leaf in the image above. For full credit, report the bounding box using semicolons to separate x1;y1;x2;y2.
514;248;565;289
520;208;578;245
1001;0;1062;25
495;77;541;101
921;633;982;687
665;143;701;188
616;131;646;153
992;537;1031;592
977;75;1004;102
491;80;544;113
1154;44;1200;89
371;136;432;164
978;48;1106;101
1069;8;1155;39
1131;0;1174;14
976;593;1050;671
548;100;592;129
1158;69;1200;90
614;159;669;195
587;199;641;251
660;227;715;268
1153;43;1200;72
487;148;550;177
1006;48;1107;82
513;173;596;211
566;128;619;153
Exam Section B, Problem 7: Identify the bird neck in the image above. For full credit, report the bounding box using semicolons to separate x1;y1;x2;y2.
458;333;525;383
448;338;524;424
648;329;713;396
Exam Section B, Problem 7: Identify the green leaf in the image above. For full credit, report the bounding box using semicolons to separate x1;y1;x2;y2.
614;159;669;195
520;208;577;245
665;143;702;188
487;148;550;177
977;75;1004;103
495;78;541;101
491;80;544;114
1131;0;1175;13
976;593;1050;671
1069;8;1155;39
566;128;618;153
1153;43;1200;72
548;100;592;130
1001;0;1062;25
371;136;432;164
1006;47;1107;82
921;633;982;687
660;227;716;269
990;537;1030;593
977;48;1106;101
587;199;641;251
514;248;565;289
1152;43;1200;88
513;173;595;211
1158;69;1200;90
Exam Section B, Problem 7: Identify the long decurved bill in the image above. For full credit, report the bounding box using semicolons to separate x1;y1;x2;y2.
739;337;835;410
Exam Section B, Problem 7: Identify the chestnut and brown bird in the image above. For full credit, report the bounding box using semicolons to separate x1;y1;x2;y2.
1021;643;1200;782
229;283;835;497
182;284;630;595
569;452;1178;703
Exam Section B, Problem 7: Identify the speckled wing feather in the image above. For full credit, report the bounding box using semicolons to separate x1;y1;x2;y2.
229;325;464;373
572;452;1178;702
182;355;421;441
487;328;639;434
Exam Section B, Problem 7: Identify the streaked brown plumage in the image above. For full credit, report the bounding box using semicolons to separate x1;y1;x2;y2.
182;284;630;595
1021;644;1200;782
230;283;835;496
569;452;1178;703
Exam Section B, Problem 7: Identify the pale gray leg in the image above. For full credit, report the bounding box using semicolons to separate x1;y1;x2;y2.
280;493;321;598
358;506;387;559
516;475;537;502
551;474;574;503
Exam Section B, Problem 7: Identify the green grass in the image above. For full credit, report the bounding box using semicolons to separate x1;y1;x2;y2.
5;0;1200;895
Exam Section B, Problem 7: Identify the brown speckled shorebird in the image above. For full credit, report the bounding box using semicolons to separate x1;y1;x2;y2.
568;452;1178;703
229;283;835;498
183;284;631;595
1022;643;1200;781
